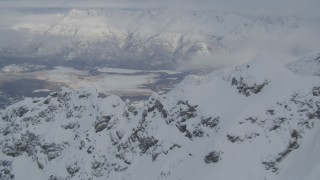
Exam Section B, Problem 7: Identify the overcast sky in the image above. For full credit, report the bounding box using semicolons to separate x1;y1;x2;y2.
0;0;319;17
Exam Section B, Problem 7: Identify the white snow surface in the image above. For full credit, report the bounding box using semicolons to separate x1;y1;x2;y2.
286;52;320;76
0;56;320;180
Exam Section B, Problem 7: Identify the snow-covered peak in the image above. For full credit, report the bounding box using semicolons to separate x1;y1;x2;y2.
14;8;301;38
227;56;295;86
3;8;303;69
1;57;320;180
286;52;320;76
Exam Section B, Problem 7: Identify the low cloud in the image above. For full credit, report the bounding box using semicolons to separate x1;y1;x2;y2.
180;24;320;70
0;0;319;70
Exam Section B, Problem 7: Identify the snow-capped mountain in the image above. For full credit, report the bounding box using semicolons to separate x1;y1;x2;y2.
1;56;319;180
1;8;301;69
286;52;320;76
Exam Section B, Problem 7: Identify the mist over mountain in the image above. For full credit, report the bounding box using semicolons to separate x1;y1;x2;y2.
286;52;320;76
0;1;320;180
0;5;318;70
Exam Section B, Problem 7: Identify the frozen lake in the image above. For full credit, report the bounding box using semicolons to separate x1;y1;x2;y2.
0;63;188;108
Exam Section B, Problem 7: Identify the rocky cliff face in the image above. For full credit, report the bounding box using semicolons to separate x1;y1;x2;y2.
0;57;320;180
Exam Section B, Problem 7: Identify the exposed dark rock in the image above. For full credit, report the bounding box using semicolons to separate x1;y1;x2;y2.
0;160;14;180
169;144;181;150
41;143;66;161
262;161;278;173
204;151;222;164
116;131;124;140
262;130;301;173
193;128;204;137
49;175;63;180
16;106;29;117
266;109;275;115
227;134;243;143
138;136;158;153
65;111;73;119
95;116;111;133
43;98;51;105
91;156;108;177
312;87;320;96
201;116;219;128
113;165;128;172
2;131;40;157
231;77;238;86
78;92;91;99
176;100;198;121
147;99;168;118
152;153;160;162
245;132;260;140
231;77;269;96
269;117;288;131
245;117;258;123
87;146;94;154
148;100;163;112
49;92;58;98
66;162;80;176
115;153;131;165
32;99;40;103
185;131;193;139
95;122;108;133
123;111;129;118
141;110;148;122
162;109;168;118
166;118;175;125
177;124;187;133
269;125;281;131
180;107;197;120
307;102;320;120
79;140;85;150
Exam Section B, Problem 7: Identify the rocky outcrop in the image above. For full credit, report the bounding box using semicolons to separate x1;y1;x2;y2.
0;160;14;180
204;151;222;164
231;77;269;96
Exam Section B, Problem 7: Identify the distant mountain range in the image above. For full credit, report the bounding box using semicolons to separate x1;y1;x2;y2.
1;8;301;69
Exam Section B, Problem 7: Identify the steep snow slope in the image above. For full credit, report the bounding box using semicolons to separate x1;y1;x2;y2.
1;8;301;69
0;57;320;180
286;52;320;76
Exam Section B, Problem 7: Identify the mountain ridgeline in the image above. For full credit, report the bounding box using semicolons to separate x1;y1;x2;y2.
0;56;320;180
1;8;301;69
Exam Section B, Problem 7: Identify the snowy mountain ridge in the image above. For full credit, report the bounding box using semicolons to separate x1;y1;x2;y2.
1;8;301;69
286;52;320;76
1;57;320;180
